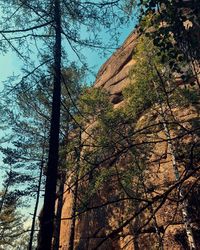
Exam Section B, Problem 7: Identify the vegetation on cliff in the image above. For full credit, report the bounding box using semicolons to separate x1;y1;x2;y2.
67;4;200;248
72;28;199;248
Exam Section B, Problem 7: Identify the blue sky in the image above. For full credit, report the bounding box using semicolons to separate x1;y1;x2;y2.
0;52;22;88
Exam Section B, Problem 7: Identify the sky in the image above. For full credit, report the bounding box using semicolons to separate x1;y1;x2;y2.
0;52;21;83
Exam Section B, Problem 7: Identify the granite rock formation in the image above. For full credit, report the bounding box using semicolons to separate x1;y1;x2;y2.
59;27;200;250
94;29;139;105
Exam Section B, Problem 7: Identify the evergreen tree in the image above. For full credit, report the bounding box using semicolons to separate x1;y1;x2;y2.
0;169;26;249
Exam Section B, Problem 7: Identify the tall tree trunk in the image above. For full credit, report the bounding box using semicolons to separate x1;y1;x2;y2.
29;158;44;250
38;0;62;249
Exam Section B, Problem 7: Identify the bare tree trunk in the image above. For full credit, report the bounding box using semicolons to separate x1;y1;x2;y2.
38;0;62;248
68;131;81;250
29;158;44;250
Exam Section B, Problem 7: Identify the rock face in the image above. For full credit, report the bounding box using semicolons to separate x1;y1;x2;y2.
59;27;200;250
94;29;139;104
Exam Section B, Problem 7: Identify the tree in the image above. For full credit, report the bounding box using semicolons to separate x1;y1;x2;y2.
1;63;85;250
137;0;200;87
0;169;26;249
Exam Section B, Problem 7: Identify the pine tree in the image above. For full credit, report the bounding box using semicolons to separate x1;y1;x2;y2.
0;170;26;249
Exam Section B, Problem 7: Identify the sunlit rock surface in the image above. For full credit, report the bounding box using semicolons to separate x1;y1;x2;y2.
59;27;200;250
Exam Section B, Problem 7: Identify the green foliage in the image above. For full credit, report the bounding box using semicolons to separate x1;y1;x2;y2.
123;35;159;117
137;0;200;65
172;87;200;108
0;188;26;249
180;88;200;104
77;87;112;123
76;86;153;212
123;30;197;119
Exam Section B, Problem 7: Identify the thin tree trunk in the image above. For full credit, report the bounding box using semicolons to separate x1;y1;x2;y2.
29;158;44;250
68;131;81;250
38;0;62;248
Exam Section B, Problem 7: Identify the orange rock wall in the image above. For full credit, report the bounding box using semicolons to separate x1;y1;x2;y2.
59;27;200;250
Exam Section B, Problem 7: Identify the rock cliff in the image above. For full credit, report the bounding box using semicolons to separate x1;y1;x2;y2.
59;26;200;250
94;29;139;105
